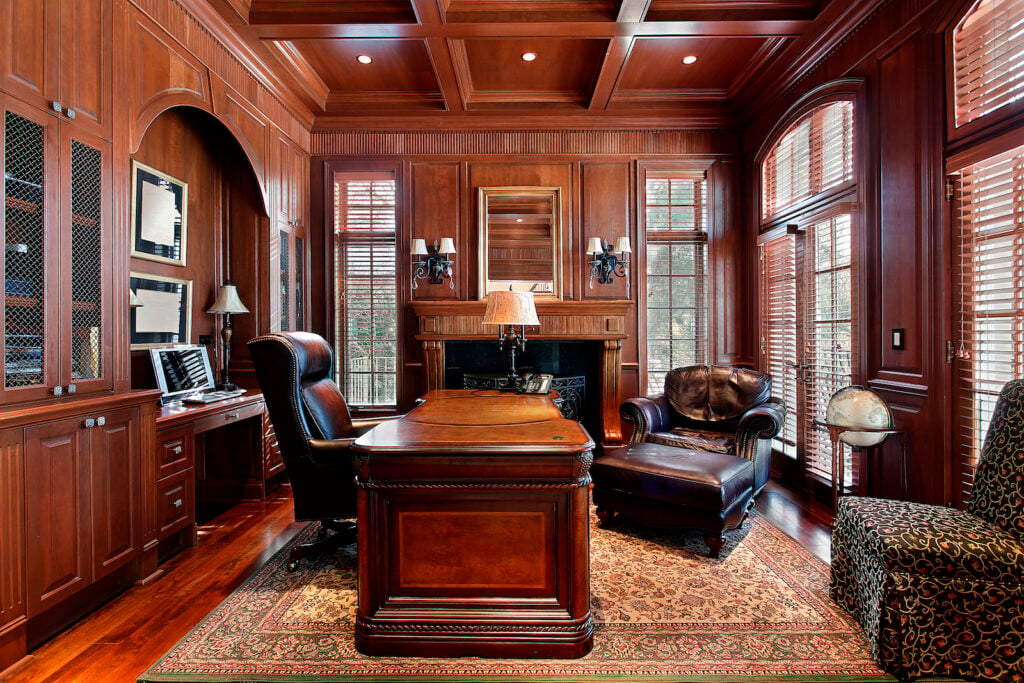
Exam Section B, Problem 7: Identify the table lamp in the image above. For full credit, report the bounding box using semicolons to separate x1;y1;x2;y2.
482;289;540;391
207;283;249;391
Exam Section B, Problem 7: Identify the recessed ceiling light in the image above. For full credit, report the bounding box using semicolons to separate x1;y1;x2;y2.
682;55;698;65
521;52;537;62
356;54;373;64
516;218;524;222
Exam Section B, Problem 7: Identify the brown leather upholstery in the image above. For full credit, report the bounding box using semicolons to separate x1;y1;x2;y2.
621;364;786;496
247;331;358;524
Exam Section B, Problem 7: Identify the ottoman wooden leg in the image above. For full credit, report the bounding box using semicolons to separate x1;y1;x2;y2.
596;506;616;527
703;531;725;558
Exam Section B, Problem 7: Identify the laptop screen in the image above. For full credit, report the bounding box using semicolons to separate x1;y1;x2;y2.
150;345;215;400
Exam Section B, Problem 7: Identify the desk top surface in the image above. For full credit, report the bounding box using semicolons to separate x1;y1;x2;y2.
156;391;264;427
352;390;593;454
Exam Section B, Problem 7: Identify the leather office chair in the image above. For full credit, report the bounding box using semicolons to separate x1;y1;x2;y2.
620;365;786;496
248;331;392;572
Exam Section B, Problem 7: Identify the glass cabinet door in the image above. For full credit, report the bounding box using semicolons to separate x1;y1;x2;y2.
2;102;59;401
279;228;290;331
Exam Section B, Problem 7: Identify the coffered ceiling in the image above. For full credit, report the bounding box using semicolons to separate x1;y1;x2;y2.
207;0;884;129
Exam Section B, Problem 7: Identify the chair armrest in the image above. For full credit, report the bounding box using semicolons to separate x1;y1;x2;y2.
308;437;357;464
351;415;401;436
736;398;786;442
620;395;674;445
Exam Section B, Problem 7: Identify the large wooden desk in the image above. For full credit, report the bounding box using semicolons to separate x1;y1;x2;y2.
351;390;595;658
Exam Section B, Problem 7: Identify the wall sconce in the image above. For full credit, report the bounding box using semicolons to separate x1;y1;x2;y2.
412;238;456;290
587;236;631;295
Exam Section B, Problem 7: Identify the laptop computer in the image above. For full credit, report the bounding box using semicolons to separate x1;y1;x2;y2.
149;345;245;405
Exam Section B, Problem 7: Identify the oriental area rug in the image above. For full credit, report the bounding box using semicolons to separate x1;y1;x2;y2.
140;511;892;682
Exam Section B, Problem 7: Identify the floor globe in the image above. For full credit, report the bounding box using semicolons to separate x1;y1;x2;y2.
825;385;893;447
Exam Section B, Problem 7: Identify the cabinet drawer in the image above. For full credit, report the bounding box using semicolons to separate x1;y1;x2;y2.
193;401;264;435
157;469;194;540
156;425;193;479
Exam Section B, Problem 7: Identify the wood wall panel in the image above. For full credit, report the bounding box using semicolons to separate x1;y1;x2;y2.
411;163;462;301
0;431;24;632
707;158;751;366
1;0;57;110
580;163;631;301
90;409;139;581
212;75;270;211
60;0;112;138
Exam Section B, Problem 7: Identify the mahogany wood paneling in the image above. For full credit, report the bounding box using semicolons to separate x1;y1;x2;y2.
444;0;617;23
90;407;140;581
411;163;462;301
1;0;56;110
580;162;631;301
290;39;439;94
615;36;771;97
707;157;751;366
59;0;112;139
24;418;92;617
0;431;24;633
249;0;417;24
212;75;270;210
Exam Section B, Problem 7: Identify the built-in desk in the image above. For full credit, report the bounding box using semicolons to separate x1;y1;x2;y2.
153;393;283;558
351;389;595;658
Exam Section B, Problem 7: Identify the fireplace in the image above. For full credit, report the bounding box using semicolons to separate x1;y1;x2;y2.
410;300;631;446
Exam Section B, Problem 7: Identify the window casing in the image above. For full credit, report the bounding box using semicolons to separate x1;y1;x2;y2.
953;0;1024;128
333;174;398;409
644;173;708;394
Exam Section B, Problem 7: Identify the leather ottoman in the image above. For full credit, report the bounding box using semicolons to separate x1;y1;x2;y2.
591;442;754;557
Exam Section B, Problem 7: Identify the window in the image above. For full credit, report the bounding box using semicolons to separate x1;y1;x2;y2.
953;0;1024;127
760;233;798;458
644;173;708;394
953;141;1024;503
334;174;398;408
761;100;854;219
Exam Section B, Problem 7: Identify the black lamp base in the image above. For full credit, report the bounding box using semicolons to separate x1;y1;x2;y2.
216;382;239;392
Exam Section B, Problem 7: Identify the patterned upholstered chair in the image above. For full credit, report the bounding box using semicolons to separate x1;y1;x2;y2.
830;379;1024;682
620;365;786;496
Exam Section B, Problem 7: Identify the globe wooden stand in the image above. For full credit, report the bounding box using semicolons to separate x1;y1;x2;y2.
816;422;906;509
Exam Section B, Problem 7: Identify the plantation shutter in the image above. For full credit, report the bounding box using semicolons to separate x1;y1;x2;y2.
334;174;398;408
953;142;1024;504
953;0;1024;128
761;100;854;219
802;213;856;488
760;233;799;458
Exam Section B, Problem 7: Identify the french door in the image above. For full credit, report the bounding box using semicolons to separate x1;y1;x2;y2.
761;210;855;495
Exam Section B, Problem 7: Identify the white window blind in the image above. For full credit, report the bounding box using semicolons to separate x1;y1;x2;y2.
760;234;798;458
953;0;1024;127
803;213;855;487
645;174;708;394
761;100;854;219
953;142;1024;504
334;175;398;408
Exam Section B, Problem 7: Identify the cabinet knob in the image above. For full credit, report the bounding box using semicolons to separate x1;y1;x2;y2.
67;383;76;394
50;100;62;114
172;445;182;456
82;418;95;429
52;386;63;397
64;108;75;120
173;498;183;508
96;416;105;427
226;412;239;420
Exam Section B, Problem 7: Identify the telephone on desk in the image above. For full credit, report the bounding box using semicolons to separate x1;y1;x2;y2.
518;373;553;395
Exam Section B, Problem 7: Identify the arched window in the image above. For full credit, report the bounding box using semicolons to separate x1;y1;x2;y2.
760;100;854;219
953;0;1024;127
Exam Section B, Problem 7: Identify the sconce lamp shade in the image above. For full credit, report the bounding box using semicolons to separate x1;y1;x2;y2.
207;284;249;315
439;237;456;255
615;236;632;254
129;289;143;308
586;237;604;255
482;290;540;326
411;238;428;256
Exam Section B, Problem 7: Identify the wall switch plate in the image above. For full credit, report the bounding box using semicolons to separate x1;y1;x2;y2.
199;334;213;345
891;328;905;350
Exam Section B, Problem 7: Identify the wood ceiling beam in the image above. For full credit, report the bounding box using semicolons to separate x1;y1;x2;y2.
267;41;331;109
409;0;467;112
616;0;652;23
589;36;634;110
249;19;812;40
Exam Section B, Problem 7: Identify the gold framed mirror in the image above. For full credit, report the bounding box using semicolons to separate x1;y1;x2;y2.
478;186;562;299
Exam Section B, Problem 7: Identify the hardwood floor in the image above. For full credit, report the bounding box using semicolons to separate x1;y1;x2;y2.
0;480;832;683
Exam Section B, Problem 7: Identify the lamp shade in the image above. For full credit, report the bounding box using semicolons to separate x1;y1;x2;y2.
586;237;604;255
207;284;249;315
615;236;632;254
411;238;428;256
439;237;456;255
482;290;540;326
129;289;143;308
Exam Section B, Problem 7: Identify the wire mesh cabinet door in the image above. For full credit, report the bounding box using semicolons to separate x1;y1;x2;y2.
58;125;112;395
1;97;62;403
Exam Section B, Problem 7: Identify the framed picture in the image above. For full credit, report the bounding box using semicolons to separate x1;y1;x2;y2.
131;161;187;265
129;272;192;349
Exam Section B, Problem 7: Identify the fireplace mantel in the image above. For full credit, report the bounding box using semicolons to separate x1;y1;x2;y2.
410;300;632;446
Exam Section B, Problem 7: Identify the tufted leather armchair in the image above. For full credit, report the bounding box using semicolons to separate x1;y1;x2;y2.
621;365;786;496
248;331;397;571
831;379;1024;682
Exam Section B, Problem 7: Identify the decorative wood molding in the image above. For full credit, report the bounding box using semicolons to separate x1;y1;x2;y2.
0;431;24;634
312;129;739;156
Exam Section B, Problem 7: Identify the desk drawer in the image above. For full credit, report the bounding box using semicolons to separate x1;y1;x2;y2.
157;468;194;539
193;401;264;435
156;425;194;479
